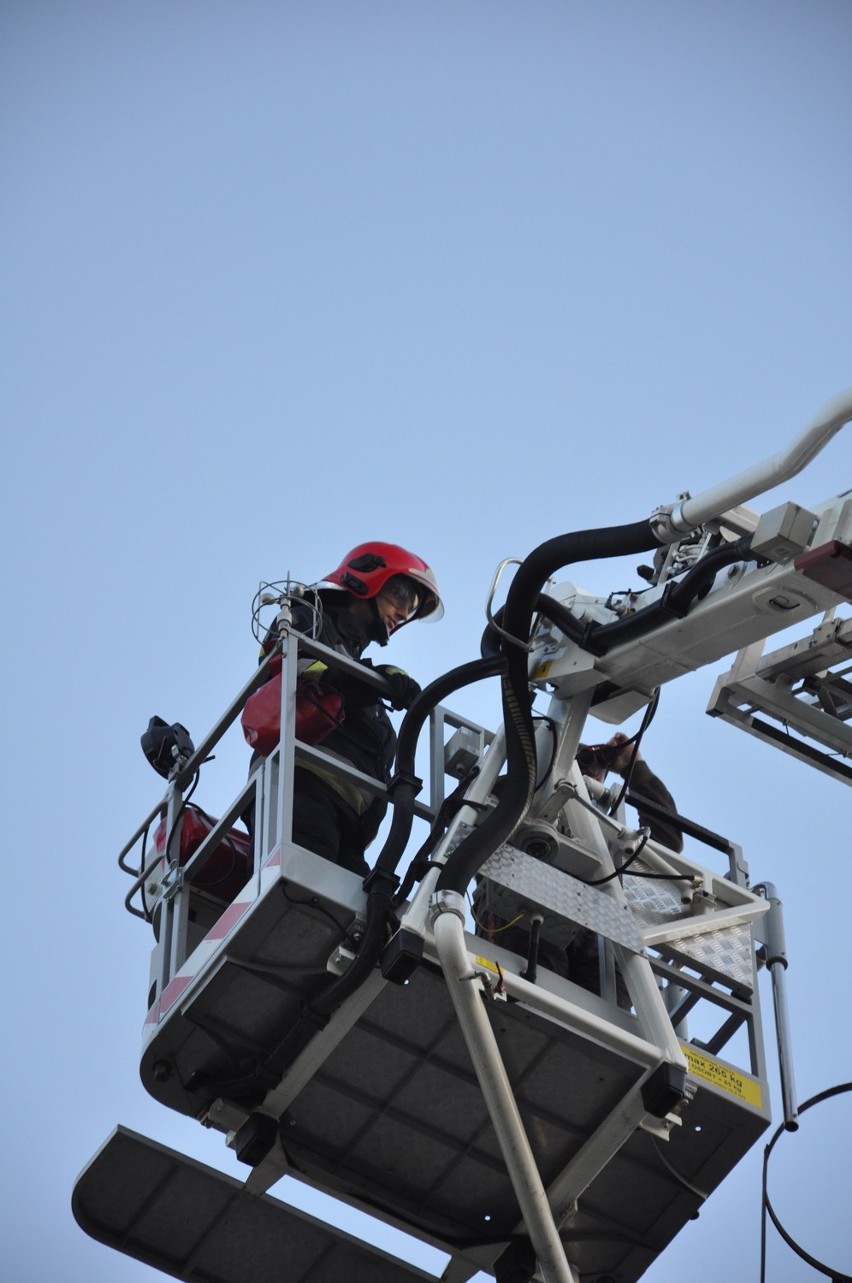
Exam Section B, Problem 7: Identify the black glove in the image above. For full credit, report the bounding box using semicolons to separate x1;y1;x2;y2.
375;665;421;711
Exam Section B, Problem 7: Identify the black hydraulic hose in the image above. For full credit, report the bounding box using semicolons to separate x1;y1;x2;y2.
668;533;754;607
481;595;587;660
500;521;660;647
438;520;662;896
480;612;502;660
298;660;504;1020
533;593;587;645
521;915;542;984
369;656;506;883
393;775;474;907
501;535;754;661
582;534;755;655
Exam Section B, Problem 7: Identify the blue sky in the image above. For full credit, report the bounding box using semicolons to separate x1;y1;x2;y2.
2;2;851;1280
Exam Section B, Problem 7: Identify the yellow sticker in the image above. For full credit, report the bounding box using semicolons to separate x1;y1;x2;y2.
532;660;552;680
680;1043;763;1108
475;955;501;974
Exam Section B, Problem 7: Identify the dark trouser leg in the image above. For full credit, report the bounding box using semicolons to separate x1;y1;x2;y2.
291;768;370;878
567;931;631;1009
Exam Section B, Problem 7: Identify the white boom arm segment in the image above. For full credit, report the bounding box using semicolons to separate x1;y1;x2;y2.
653;387;852;540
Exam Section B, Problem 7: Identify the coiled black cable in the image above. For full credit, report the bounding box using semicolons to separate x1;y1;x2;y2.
761;1082;852;1283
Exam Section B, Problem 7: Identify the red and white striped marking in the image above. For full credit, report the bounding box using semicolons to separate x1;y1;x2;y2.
143;846;282;1040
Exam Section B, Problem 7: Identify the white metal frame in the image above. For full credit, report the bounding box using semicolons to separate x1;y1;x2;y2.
708;610;852;785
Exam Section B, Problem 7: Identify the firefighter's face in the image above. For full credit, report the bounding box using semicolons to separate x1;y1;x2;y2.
377;576;420;635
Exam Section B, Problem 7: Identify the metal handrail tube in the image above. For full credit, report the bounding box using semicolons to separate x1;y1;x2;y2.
122;776;258;919
121;624;489;917
169;629;394;791
487;962;665;1069
118;653;279;883
169;649;281;790
118;800;169;877
168;780;257;883
119;630;393;882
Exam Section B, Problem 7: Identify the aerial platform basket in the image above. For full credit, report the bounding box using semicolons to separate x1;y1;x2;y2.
81;808;773;1283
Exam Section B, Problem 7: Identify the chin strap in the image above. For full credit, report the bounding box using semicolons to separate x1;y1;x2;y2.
369;597;390;646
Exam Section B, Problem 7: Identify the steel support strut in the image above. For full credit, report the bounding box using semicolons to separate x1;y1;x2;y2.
431;890;578;1283
754;882;799;1130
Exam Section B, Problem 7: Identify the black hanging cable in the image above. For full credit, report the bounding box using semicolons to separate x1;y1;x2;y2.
393;769;484;907
760;1082;852;1283
582;534;757;656
163;768;202;868
520;915;543;984
607;688;661;817
139;818;153;922
578;834;651;886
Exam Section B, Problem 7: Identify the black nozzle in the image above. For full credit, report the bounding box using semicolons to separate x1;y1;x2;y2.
576;742;622;772
141;716;195;778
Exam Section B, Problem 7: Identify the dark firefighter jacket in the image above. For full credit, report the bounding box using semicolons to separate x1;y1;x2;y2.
260;593;396;847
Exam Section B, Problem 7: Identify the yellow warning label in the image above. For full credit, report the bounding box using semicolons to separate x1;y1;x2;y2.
532;660;552;680
680;1043;763;1108
475;955;501;974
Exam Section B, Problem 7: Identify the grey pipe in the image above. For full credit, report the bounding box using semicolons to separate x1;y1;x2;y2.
655;388;852;540
754;881;799;1130
432;891;578;1283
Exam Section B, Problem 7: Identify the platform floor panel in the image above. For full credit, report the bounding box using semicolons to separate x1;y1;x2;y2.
73;1127;444;1283
279;960;645;1239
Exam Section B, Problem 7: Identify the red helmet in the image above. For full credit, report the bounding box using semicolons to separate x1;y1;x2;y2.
318;542;443;622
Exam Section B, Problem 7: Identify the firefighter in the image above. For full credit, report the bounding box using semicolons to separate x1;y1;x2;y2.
250;542;443;877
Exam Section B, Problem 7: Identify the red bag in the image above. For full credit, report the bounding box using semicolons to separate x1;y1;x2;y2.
153;806;252;902
241;672;345;757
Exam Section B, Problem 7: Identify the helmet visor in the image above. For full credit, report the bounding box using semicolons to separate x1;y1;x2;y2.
379;575;421;620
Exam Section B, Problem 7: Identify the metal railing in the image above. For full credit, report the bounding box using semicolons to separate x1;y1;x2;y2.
118;624;494;997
